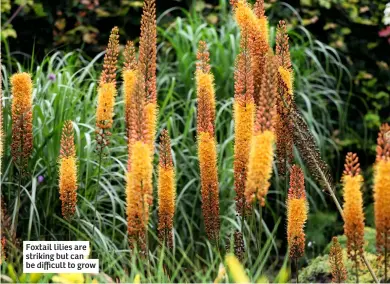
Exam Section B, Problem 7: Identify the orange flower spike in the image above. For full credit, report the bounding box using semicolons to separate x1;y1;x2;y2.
329;237;348;283
123;41;138;134
256;53;278;132
157;130;176;248
138;0;158;153
373;124;390;259
245;130;274;206
59;121;78;220
96;26;119;151
287;165;308;259
10;72;33;174
196;41;220;240
233;36;255;215
342;152;365;263
126;141;153;250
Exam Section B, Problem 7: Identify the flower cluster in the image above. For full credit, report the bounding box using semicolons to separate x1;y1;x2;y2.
11;72;33;176
373;124;390;259
59;121;77;220
196;41;220;241
157;130;176;248
287;165;308;259
342;152;365;263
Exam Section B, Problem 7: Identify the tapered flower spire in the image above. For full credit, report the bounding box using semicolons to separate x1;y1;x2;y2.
245;53;277;207
342;153;365;271
157;130;176;248
126;0;157;250
275;20;294;176
96;26;119;150
11;72;33;176
196;41;220;240
287;165;308;259
329;237;348;283
59;121;78;220
373;123;390;279
123;40;138;136
233;22;255;216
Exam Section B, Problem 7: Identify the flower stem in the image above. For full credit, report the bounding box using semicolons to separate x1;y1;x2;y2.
295;257;299;283
355;258;359;283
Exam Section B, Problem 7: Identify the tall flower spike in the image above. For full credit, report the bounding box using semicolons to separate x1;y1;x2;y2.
126;140;153;251
275;20;294;176
138;0;158;153
287;165;308;259
157;130;176;248
329;237;348;283
11;72;33;176
233;25;255;216
233;0;269;106
96;27;119;151
100;26;119;86
373;123;390;273
196;41;220;240
59;121;78;220
342;153;365;265
123;41;138;136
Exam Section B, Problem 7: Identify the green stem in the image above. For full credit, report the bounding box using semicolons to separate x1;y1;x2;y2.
295;258;299;283
93;146;103;255
355;258;359;283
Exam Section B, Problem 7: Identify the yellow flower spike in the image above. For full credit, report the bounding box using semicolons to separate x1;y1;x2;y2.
225;253;250;283
10;72;34;174
96;82;116;129
59;156;78;220
245;130;274;206
51;273;84;284
158;130;176;248
196;41;220;240
287;165;308;259
373;124;390;260
278;66;293;97
144;102;157;153
342;153;365;264
233;101;255;214
126;141;153;250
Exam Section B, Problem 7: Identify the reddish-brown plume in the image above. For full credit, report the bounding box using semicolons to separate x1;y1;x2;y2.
376;123;390;162
138;0;157;104
275;20;292;72
275;20;294;176
233;29;255;216
123;41;137;72
255;52;278;133
100;26;119;86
